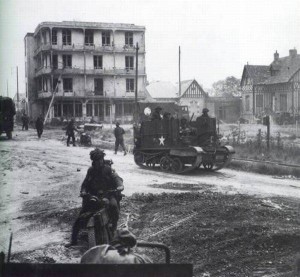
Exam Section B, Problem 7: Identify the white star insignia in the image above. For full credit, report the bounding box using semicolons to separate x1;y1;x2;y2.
158;136;165;145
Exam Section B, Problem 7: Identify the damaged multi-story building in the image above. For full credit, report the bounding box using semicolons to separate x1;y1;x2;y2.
24;21;147;123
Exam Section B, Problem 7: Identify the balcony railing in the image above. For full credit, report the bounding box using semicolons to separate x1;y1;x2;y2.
34;66;146;77
35;66;52;76
37;89;145;99
37;91;52;98
34;43;145;55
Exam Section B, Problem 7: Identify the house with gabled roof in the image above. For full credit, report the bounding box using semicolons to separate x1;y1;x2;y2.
240;64;269;120
146;79;208;119
176;79;208;118
241;49;300;121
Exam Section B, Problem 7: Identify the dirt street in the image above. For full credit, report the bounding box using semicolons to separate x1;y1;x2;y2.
0;127;300;271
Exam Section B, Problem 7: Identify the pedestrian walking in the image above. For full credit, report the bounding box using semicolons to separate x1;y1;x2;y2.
35;115;44;138
66;118;78;146
21;112;29;130
114;122;126;155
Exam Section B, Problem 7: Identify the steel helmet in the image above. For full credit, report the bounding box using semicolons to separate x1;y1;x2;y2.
90;148;106;161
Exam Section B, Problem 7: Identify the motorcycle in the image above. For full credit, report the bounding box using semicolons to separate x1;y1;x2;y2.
80;190;123;248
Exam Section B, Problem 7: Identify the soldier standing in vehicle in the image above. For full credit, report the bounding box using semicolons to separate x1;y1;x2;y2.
35;114;44;138
114;122;127;155
151;106;162;120
66;118;78;147
200;108;210;118
66;148;124;247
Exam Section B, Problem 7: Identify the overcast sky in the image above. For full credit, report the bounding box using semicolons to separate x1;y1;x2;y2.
0;0;299;98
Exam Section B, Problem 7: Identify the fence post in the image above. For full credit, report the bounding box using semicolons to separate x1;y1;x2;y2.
257;129;261;150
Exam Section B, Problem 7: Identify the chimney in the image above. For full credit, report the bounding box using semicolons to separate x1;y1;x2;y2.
289;48;297;58
274;50;279;61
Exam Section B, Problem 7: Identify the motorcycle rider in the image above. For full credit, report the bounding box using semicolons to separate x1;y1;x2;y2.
66;148;124;247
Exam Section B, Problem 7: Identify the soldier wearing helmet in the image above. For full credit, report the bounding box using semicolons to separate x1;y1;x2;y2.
66;148;124;247
201;108;210;118
66;118;78;146
114;122;127;155
151;106;162;121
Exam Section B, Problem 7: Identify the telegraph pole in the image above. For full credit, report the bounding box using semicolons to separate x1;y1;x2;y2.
135;42;139;123
179;46;181;96
16;66;19;111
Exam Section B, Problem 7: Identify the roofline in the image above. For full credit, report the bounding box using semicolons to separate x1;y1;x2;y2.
288;67;300;83
24;32;34;39
33;21;145;36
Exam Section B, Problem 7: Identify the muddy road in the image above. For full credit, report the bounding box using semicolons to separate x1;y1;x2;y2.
0;127;299;263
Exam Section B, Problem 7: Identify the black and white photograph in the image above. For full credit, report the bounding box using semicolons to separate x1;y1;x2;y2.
0;0;300;276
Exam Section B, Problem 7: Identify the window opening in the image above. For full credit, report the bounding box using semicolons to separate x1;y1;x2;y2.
52;30;57;45
93;55;103;69
125;32;133;46
125;56;134;70
94;79;103;95
102;31;110;46
63;55;72;68
63;78;73;92
62;29;71;45
126;79;134;92
85;30;94;45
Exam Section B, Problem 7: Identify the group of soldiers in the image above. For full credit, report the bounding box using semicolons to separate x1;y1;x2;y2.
20;113;127;154
21;112;44;138
151;106;210;121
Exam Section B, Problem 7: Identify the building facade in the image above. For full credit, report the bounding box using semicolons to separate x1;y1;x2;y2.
24;21;147;123
241;49;300;121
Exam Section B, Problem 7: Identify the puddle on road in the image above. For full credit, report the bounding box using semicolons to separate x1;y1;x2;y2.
149;182;212;191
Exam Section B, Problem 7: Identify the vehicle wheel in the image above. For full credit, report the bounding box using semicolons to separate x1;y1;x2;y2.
160;156;170;171
6;131;12;140
203;162;213;170
134;152;144;166
170;157;183;173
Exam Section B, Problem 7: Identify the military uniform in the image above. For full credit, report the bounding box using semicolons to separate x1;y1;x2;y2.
66;120;77;146
70;160;124;245
151;107;162;121
21;113;29;130
114;123;126;155
35;116;44;138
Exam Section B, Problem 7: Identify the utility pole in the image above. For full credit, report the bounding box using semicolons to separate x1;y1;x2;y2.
179;46;181;96
7;80;9;97
135;42;139;124
16;66;19;111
